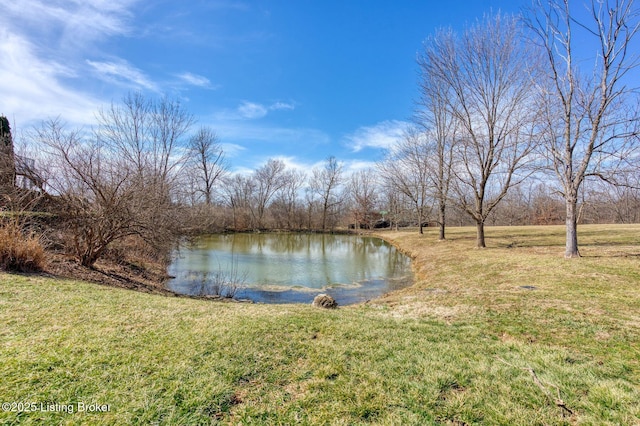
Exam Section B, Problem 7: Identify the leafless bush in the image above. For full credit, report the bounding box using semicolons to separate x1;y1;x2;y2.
33;93;193;267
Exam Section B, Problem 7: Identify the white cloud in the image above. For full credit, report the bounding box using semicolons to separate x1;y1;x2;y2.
216;100;297;121
270;101;295;111
0;30;99;126
228;165;255;176
2;0;136;50
344;120;410;152
219;142;246;158
266;156;317;172
344;160;378;173
226;155;320;178
215;122;330;146
87;59;158;91
177;72;217;89
0;0;139;127
237;101;269;119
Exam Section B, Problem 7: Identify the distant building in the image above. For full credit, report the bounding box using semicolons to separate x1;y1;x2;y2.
15;155;43;190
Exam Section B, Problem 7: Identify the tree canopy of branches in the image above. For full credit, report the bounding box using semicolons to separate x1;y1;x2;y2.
527;0;640;258
36;94;194;267
419;13;540;247
349;168;379;230
250;159;288;229
415;42;457;240
222;174;255;230
272;169;306;230
309;156;345;231
379;130;433;234
187;126;226;205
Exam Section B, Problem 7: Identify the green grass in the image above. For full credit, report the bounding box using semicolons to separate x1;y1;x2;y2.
1;224;639;425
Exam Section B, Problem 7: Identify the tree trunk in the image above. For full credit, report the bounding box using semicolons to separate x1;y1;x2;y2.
231;205;237;230
476;221;486;248
438;202;446;240
565;197;580;258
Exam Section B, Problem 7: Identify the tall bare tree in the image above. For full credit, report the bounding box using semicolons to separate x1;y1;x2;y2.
348;168;379;229
379;129;433;234
188;126;226;205
222;174;255;230
96;92;193;195
416;51;457;240
527;0;640;257
272;169;306;229
422;14;540;247
310;156;344;231
251;159;287;229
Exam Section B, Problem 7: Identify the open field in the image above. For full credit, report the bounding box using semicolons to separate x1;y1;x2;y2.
1;224;639;425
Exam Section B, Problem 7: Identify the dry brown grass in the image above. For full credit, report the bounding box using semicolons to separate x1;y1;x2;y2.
0;220;47;272
373;224;640;327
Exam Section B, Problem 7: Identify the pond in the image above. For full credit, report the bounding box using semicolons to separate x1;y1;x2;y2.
166;233;413;305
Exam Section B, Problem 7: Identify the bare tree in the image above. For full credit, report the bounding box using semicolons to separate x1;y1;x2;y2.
188;126;226;205
379;184;409;231
309;156;344;231
416;51;457;240
250;159;287;229
379;129;433;234
348;168;380;230
222;174;255;231
34;93;194;267
271;169;306;229
304;187;318;230
527;0;640;257
96;92;193;195
422;14;540;247
36;119;148;266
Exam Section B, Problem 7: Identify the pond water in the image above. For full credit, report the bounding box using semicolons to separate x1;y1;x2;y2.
166;233;413;305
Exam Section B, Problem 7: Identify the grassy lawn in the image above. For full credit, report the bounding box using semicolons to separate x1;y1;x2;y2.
1;224;639;425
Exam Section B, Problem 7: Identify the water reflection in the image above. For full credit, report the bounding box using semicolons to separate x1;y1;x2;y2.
167;233;413;305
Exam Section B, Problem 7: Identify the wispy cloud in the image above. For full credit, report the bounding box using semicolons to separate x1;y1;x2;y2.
0;29;99;126
87;59;158;91
263;156;319;172
215;122;330;146
344;120;409;152
2;0;136;50
219;142;246;158
176;72;217;89
226;155;321;177
270;101;295;111
215;100;297;121
237;101;269;119
0;0;139;126
344;160;378;173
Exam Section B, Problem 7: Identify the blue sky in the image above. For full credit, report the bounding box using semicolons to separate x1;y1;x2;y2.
1;0;529;173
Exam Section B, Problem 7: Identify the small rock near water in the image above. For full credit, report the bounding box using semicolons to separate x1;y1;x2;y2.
312;294;338;309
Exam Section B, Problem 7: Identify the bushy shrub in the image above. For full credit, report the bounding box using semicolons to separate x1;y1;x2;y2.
0;220;47;272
